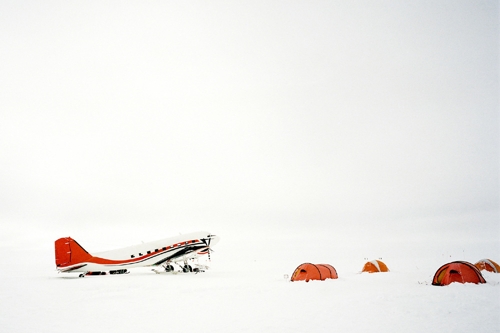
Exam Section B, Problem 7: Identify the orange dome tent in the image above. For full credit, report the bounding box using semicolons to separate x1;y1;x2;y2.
362;260;389;273
432;261;486;286
474;259;500;273
290;263;338;282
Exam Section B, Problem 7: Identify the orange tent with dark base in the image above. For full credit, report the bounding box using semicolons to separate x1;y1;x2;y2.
290;263;338;282
362;260;389;273
432;261;486;286
474;259;500;273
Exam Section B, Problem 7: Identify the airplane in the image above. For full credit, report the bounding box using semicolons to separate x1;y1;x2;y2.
55;231;219;277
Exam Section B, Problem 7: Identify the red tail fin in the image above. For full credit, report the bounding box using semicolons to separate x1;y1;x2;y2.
55;237;92;267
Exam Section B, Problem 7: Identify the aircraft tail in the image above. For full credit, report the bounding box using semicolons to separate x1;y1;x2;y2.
55;237;92;268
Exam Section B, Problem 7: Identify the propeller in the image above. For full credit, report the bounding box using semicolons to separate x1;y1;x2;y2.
202;234;215;261
207;247;215;261
206;235;212;261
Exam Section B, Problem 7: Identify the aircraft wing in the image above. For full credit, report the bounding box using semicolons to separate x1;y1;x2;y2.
153;244;209;266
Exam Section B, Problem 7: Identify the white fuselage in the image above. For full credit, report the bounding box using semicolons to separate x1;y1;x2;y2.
57;231;219;273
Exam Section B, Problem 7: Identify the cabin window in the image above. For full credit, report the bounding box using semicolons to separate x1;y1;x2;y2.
131;255;135;258
162;247;167;251
139;253;143;256
147;251;151;254
155;249;159;252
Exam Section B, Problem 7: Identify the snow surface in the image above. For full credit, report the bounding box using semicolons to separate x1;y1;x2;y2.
1;213;499;333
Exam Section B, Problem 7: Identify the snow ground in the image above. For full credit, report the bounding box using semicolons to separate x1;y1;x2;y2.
1;214;499;333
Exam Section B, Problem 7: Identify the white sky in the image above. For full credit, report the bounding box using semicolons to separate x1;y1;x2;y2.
0;1;498;232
